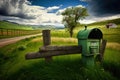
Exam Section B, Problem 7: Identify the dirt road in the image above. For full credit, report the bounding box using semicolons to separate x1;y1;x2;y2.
0;33;42;47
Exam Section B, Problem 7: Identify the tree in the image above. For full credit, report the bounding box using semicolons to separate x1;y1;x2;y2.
62;7;88;37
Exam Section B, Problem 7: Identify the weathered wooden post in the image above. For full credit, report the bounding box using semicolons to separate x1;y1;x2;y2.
0;28;3;36
99;39;107;62
42;30;52;62
7;29;8;36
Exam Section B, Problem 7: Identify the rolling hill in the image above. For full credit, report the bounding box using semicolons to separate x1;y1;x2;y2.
88;18;120;26
0;21;33;30
0;21;64;30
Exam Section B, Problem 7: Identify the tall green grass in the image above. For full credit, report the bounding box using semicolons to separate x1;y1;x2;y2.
103;48;120;79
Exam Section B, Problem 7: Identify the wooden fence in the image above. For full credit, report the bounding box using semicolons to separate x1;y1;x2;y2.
0;28;41;37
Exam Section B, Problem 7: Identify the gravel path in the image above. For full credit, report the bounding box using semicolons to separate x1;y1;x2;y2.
0;33;42;47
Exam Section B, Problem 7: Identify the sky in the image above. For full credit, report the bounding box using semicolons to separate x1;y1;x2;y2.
0;0;120;27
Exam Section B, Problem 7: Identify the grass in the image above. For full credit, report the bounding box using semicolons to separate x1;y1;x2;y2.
103;48;120;79
0;35;120;80
106;42;120;50
100;26;120;43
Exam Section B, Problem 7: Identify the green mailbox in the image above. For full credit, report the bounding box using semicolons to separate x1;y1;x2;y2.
77;28;103;67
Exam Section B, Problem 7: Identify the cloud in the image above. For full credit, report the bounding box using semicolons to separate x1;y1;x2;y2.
78;0;120;24
87;0;120;17
79;19;95;24
0;0;35;19
47;6;61;12
79;14;120;24
0;0;63;25
56;5;84;15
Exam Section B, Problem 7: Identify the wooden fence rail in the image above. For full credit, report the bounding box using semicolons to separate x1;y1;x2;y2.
26;45;82;59
0;28;41;37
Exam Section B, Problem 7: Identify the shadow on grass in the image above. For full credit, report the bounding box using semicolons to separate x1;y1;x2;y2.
4;58;117;80
103;61;120;80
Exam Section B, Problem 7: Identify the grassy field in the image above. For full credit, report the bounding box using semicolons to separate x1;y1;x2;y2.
0;18;120;80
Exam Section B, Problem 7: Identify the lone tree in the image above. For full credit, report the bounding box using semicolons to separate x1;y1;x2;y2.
62;7;88;37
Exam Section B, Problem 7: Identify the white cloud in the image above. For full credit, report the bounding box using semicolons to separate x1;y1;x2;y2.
47;6;61;12
76;5;85;8
79;19;96;24
79;14;120;24
56;5;84;15
94;14;120;21
0;0;34;19
56;8;66;15
0;0;63;26
40;23;64;28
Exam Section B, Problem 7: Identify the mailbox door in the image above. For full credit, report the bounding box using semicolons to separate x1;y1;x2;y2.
87;39;100;55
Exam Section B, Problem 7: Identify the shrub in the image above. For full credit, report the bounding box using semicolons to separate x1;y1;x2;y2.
18;45;26;51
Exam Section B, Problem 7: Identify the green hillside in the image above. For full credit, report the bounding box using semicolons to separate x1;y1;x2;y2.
76;18;120;29
88;18;120;26
0;21;33;30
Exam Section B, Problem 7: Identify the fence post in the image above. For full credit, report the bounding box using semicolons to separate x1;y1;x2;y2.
96;39;107;62
42;30;52;62
100;39;107;62
7;29;8;36
0;28;3;36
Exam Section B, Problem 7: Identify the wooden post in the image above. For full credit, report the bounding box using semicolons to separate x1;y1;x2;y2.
42;30;51;46
13;29;15;36
7;29;8;36
100;39;107;62
42;30;52;62
96;39;107;62
0;28;3;36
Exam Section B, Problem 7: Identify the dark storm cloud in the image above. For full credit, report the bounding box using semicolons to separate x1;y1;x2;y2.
0;0;34;19
87;0;120;17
